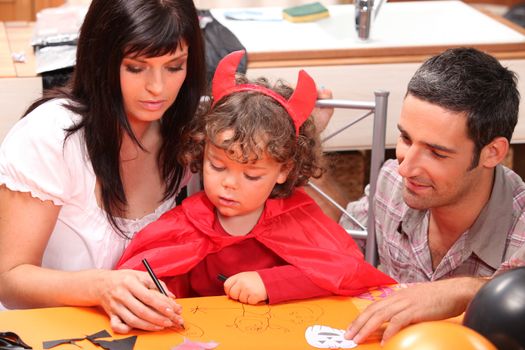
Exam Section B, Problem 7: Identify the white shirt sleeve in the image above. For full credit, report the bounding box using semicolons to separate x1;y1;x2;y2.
0;99;86;206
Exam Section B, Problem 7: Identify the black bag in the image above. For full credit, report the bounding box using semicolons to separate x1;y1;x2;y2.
504;3;525;28
198;9;247;86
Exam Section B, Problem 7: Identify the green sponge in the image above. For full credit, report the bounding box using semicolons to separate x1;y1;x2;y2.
283;2;330;23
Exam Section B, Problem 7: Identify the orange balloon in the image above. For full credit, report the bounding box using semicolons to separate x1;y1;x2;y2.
383;321;497;350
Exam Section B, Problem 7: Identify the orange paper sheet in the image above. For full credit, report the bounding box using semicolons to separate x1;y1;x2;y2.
0;292;393;350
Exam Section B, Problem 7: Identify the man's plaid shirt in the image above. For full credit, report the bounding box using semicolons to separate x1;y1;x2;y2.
340;159;525;282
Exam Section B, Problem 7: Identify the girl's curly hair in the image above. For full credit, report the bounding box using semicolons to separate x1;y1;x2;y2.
179;75;325;198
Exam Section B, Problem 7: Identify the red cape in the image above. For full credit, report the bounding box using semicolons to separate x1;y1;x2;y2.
117;189;396;296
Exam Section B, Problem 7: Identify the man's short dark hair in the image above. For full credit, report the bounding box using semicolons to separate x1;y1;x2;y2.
407;47;519;168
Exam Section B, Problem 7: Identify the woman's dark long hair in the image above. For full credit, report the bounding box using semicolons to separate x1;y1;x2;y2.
24;0;206;236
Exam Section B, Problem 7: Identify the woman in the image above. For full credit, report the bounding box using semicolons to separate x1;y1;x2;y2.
0;0;205;333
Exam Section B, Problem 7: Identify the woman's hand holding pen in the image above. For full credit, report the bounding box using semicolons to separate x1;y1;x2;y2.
223;271;268;305
90;269;184;334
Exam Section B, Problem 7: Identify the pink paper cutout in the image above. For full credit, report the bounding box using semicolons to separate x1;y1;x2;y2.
172;338;219;350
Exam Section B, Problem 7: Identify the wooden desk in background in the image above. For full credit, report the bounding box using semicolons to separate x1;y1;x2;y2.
214;1;525;151
0;287;401;350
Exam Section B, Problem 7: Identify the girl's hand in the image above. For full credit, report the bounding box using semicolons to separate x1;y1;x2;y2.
92;269;184;333
223;271;268;305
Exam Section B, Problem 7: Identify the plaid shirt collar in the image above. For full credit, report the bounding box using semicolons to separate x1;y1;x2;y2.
397;164;510;270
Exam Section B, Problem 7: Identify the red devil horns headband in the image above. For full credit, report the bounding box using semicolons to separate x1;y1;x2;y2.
212;50;318;136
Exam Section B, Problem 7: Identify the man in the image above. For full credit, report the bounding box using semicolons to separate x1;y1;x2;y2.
340;47;525;344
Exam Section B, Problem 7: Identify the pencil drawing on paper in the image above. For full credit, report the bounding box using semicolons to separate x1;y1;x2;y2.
176;322;205;338
177;302;324;336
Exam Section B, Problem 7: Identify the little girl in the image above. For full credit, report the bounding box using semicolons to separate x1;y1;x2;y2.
117;51;395;305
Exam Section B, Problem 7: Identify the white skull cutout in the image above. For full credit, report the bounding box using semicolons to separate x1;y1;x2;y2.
305;325;357;349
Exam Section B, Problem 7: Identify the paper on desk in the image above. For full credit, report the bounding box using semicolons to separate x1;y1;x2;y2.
35;45;76;74
222;9;282;21
31;5;87;47
32;5;87;73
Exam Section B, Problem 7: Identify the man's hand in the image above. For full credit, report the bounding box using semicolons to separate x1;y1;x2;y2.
223;271;268;305
345;277;486;344
312;87;334;133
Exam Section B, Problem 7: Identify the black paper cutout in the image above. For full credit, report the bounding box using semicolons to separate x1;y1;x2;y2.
89;336;137;350
43;330;135;350
42;338;84;349
86;330;112;341
43;329;110;349
0;331;33;349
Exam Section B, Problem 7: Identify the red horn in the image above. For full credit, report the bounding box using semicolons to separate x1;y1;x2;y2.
212;50;246;104
211;51;317;136
287;70;318;132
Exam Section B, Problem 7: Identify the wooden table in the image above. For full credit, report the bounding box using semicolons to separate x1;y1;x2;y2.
0;289;399;350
